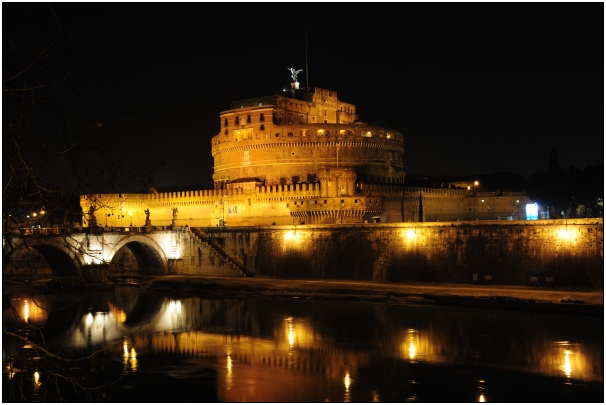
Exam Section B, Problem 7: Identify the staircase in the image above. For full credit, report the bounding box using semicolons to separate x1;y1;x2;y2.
189;228;250;277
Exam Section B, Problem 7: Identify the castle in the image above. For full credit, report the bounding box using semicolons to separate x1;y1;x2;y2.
81;71;529;228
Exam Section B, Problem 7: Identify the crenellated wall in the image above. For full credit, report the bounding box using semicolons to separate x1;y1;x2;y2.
81;184;531;228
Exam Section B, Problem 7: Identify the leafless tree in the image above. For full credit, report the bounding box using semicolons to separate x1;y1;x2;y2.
3;4;159;401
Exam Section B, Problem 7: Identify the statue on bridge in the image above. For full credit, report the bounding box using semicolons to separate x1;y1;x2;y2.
88;206;98;228
144;209;152;227
171;207;178;228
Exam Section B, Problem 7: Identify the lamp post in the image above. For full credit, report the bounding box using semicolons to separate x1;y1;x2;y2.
129;212;133;227
472;180;479;220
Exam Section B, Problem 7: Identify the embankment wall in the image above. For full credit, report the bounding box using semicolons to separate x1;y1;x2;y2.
204;219;603;287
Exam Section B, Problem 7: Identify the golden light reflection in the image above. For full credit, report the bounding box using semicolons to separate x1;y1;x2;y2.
226;353;233;390
122;338;138;371
402;329;426;361
130;348;138;372
343;370;352;402
109;302;127;323
24;300;29;322
371;389;380;402
34;371;41;388
563;349;572;377
86;312;93;327
477;379;486;402
548;341;595;381
123;339;129;364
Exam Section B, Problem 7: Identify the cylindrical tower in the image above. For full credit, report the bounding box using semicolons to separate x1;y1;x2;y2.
211;87;405;194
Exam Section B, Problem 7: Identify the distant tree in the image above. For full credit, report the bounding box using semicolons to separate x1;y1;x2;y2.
527;147;603;218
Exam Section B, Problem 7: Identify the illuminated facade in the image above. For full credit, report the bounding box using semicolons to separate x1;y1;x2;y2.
80;80;529;227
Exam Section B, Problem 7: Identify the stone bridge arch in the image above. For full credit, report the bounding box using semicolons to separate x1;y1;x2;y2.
107;234;168;276
4;236;87;284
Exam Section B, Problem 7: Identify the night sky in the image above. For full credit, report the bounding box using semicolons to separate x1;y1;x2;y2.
3;3;603;192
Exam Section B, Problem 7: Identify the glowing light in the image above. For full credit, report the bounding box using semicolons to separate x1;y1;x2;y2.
283;231;304;244
563;349;572;377
226;354;233;390
372;390;380;402
86;312;93;326
479;394;486;402
130;348;138;372
526;202;539;220
409;341;416;359
344;372;351;389
343;370;352;402
169;300;182;314
24;300;29;322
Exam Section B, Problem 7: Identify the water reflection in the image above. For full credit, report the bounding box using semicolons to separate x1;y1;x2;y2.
2;286;603;402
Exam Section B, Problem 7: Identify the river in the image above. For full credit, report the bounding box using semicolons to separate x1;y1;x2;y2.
2;284;603;402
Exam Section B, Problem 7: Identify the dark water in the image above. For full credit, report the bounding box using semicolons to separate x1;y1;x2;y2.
2;285;603;402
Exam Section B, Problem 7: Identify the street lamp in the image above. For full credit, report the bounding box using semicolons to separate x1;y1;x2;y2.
472;180;479;220
129;212;132;227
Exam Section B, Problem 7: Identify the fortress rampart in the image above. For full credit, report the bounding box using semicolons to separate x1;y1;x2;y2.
81;184;529;228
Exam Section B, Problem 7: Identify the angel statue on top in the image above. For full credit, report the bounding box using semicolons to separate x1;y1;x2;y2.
288;67;303;82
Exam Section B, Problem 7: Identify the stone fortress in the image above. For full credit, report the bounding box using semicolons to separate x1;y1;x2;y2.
81;70;530;228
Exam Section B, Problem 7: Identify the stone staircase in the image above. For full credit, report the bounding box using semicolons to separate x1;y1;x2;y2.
189;228;249;277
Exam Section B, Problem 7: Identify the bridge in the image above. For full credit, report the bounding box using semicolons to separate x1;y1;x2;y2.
5;219;603;288
4;226;247;286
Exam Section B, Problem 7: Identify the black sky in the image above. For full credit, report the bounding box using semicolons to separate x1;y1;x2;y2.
3;2;604;191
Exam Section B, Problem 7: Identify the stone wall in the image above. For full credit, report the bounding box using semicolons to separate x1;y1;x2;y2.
207;219;603;288
82;186;530;228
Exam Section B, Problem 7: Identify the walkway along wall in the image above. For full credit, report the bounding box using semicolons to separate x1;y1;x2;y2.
203;219;603;288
